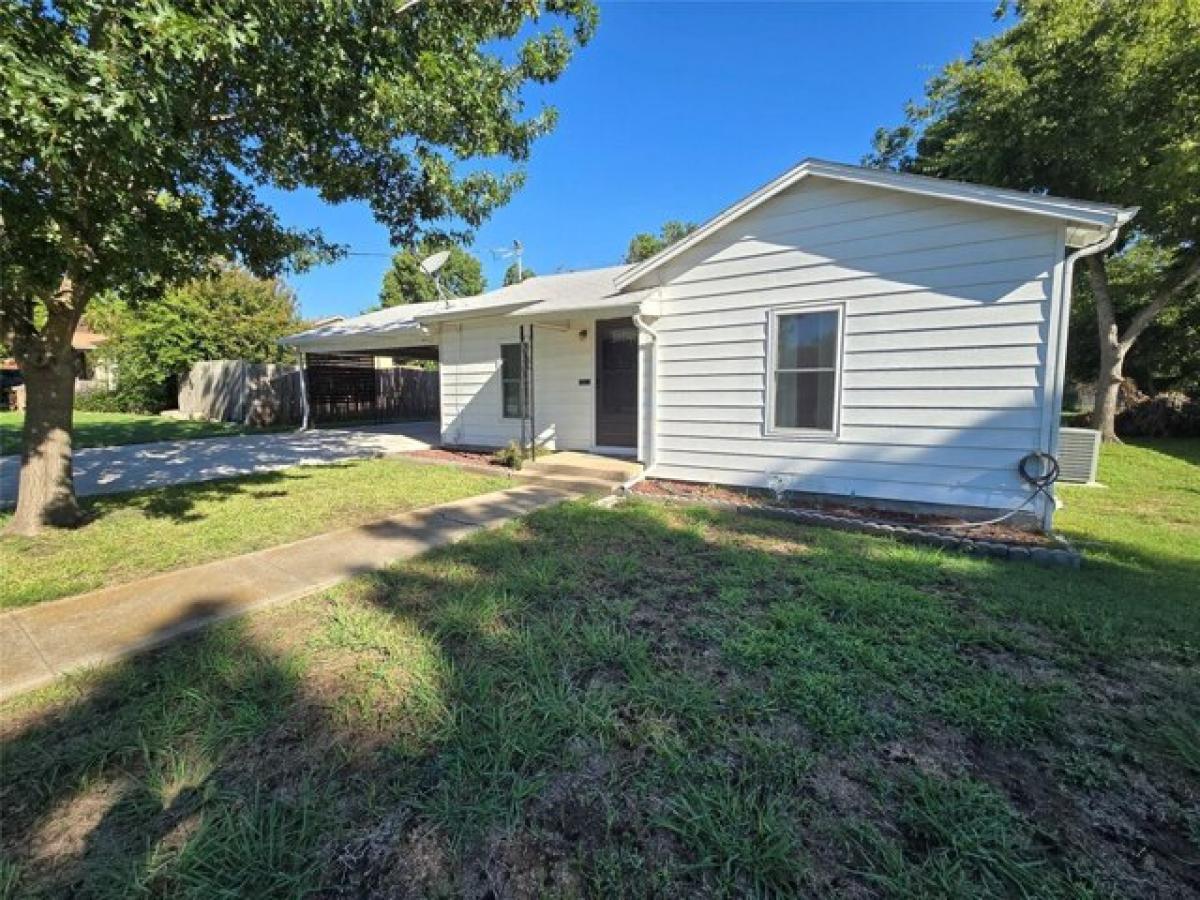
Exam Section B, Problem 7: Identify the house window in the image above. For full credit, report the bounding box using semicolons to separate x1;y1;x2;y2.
768;306;842;434
500;343;526;419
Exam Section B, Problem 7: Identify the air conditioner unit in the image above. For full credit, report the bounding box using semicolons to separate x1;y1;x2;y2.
1057;427;1101;484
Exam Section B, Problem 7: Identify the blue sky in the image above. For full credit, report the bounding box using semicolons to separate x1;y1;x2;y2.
276;1;1006;320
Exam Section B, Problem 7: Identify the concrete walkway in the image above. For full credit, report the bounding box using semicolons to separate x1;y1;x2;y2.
0;422;438;506
0;481;583;700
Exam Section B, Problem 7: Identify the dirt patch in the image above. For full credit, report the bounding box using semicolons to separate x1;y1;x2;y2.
967;733;1200;897
964;646;1065;686
461;830;581;900
879;728;974;780
18;780;128;877
322;812;453;899
633;478;1056;547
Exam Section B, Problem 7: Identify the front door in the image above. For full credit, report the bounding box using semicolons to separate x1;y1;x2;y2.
595;317;638;448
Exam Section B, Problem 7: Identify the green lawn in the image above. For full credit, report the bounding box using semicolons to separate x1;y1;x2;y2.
0;411;255;454
1;440;1196;898
0;459;512;609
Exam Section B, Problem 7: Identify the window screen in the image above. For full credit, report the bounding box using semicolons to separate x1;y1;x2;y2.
500;343;526;419
772;309;840;431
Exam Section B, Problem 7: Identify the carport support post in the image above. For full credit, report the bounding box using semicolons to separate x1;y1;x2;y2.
298;352;311;431
518;327;526;456
529;325;536;461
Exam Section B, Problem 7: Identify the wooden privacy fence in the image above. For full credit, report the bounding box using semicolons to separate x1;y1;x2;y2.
178;360;304;426
178;358;438;427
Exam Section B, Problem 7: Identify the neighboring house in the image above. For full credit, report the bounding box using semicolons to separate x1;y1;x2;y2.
70;324;117;391
2;324;115;409
285;159;1135;526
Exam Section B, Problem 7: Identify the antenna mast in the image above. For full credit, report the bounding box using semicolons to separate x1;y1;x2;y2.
492;240;525;281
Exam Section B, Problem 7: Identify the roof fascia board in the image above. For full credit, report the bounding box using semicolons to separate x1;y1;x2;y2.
507;300;641;320
804;161;1130;229
412;298;538;323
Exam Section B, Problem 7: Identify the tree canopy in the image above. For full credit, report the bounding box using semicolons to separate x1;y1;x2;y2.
503;262;536;286
624;220;699;264
102;265;300;412
379;243;485;307
868;0;1199;438
0;0;597;532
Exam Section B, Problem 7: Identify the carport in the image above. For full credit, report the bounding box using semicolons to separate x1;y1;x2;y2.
281;304;443;429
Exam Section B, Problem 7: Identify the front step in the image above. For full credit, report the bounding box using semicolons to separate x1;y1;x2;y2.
516;471;624;496
521;451;642;484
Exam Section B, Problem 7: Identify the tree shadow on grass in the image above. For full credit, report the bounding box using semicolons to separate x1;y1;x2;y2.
2;499;1197;897
80;466;335;526
0;597;346;897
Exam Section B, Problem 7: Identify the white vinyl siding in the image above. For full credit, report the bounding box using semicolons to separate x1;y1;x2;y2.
439;318;594;450
647;176;1066;515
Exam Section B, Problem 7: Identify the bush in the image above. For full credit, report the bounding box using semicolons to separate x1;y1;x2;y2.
491;440;527;470
73;388;127;413
1116;392;1200;438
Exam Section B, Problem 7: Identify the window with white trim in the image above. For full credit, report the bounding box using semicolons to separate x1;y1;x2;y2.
500;343;526;419
768;306;842;434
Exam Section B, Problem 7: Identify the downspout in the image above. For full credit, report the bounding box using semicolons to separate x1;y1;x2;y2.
1039;224;1123;530
632;313;659;473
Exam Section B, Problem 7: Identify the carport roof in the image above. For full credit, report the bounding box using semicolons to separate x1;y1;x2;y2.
281;264;652;353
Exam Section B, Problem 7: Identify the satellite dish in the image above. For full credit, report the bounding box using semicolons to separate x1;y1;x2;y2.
419;250;451;276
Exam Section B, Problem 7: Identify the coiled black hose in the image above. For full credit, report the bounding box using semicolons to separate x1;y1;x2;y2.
940;451;1061;530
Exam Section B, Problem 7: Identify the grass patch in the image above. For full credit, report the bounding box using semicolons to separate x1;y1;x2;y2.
1;440;1196;896
0;458;510;608
0;411;257;453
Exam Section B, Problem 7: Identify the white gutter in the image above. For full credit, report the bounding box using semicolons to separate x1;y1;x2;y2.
1040;224;1126;530
632;313;659;472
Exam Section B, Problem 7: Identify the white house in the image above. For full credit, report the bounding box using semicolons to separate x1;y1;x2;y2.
285;159;1135;527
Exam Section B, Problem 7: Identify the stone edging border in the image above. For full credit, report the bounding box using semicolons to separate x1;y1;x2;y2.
620;493;1083;568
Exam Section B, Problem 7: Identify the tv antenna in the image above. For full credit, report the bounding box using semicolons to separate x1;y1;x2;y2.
419;249;453;305
492;240;525;281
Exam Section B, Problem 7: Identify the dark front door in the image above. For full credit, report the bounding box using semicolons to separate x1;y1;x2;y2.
595;317;638;448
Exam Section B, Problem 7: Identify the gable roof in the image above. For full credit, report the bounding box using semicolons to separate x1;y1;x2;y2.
614;158;1138;291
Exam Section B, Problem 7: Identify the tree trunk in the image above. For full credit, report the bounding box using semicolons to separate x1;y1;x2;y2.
1085;252;1200;442
1092;337;1126;443
6;336;85;535
1085;256;1124;442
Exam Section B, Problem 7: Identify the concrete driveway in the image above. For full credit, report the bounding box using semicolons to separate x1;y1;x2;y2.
0;421;439;505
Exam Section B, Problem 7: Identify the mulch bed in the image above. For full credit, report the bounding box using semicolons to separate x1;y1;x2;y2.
632;478;1057;549
407;448;504;468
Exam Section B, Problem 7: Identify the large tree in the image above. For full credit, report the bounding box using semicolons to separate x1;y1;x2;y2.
867;0;1199;440
0;0;597;533
106;265;300;412
378;241;485;307
624;220;698;264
